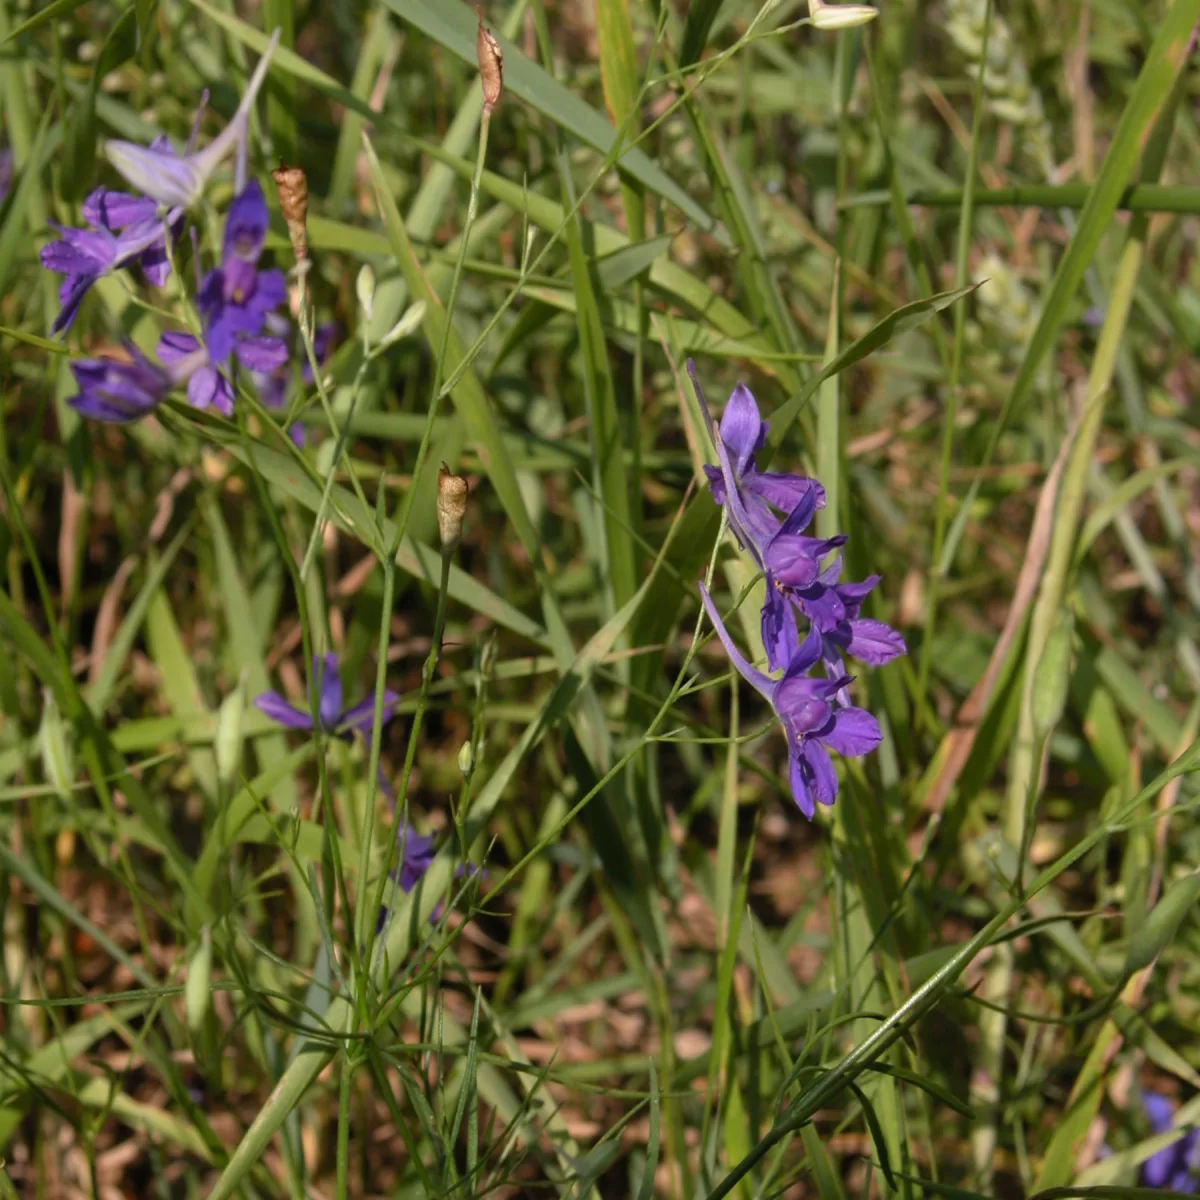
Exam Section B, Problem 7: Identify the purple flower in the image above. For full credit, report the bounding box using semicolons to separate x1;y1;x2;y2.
694;368;826;570
104;31;280;209
1141;1092;1200;1192
397;823;436;893
157;329;287;418
698;583;881;818
196;180;287;362
255;652;401;794
67;340;201;424
40;196;182;335
0;148;13;206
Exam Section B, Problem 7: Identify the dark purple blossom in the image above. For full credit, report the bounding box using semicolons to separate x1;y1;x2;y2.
67;340;201;424
699;584;881;818
196;180;287;362
104;32;280;209
157;328;287;418
1141;1092;1200;1192
397;823;436;893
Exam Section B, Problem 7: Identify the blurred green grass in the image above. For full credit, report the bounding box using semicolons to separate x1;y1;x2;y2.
2;0;1200;1196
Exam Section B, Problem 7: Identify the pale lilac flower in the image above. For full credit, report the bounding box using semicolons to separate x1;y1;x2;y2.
699;584;881;818
104;31;280;209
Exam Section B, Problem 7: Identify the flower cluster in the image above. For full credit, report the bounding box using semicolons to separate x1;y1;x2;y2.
693;363;905;818
38;32;303;428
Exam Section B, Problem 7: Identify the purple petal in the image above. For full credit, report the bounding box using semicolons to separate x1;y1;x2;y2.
819;706;881;758
782;622;824;678
1143;1143;1180;1190
777;691;832;740
156;330;202;363
698;583;775;701
222;179;268;265
83;188;158;230
703;463;726;504
1144;1094;1176;1135
103;142;204;209
764;537;823;588
745;470;825;516
249;267;287;313
51;272;103;334
339;690;402;735
253;692;314;731
314;653;342;732
717;383;767;475
788;744;815;819
798;582;846;632
397;824;436;892
68;345;170;420
203;302;244;364
234;335;289;372
41;225;116;274
844;618;907;666
186;365;234;416
761;584;799;673
802;740;839;807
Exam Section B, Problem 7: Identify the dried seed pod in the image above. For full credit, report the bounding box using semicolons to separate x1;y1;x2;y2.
476;9;503;116
272;163;309;267
437;464;468;552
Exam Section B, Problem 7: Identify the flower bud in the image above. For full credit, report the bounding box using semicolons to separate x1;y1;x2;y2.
809;0;878;28
38;689;73;803
476;9;504;116
186;926;213;1034
379;300;427;350
437;464;468;552
457;740;475;778
215;670;247;786
271;163;309;267
356;264;376;324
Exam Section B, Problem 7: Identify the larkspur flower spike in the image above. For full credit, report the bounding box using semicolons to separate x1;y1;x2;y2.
691;360;906;817
104;30;281;209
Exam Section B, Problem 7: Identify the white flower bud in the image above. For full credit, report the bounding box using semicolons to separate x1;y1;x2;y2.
809;0;878;28
356;264;376;324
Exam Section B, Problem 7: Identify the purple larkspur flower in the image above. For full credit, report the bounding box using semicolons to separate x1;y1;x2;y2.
41;189;184;335
699;583;881;818
67;340;200;423
689;362;831;670
397;823;436;893
196;180;287;362
255;652;401;793
157;328;287;418
104;31;280;209
1141;1092;1200;1192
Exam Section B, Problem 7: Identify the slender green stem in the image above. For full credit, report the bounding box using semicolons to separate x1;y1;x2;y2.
840;180;1200;213
384;112;491;561
335;1052;354;1200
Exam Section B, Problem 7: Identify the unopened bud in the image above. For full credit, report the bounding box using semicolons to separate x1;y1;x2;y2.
215;670;247;786
186;926;213;1034
809;0;878;28
476;9;504;116
38;689;73;803
379;300;427;349
272;164;309;267
437;464;468;552
356;264;376;324
457;740;475;778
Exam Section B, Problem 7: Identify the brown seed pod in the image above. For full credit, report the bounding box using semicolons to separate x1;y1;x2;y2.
271;163;309;267
437;464;469;552
475;9;503;116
